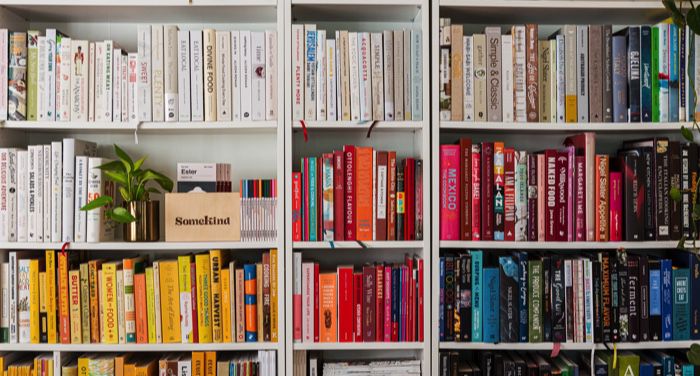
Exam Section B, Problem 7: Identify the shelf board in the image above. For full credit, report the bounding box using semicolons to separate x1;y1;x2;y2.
440;121;685;133
291;2;422;22
292;121;424;132
2;342;279;352
0;241;278;251
1;121;278;134
439;340;700;351
293;342;425;351
439;240;680;250
294;241;424;249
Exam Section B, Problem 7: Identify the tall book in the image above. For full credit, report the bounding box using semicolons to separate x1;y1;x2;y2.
137;26;152;122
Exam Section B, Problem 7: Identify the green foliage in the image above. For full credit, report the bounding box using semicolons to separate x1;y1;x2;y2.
688;343;700;365
80;144;173;224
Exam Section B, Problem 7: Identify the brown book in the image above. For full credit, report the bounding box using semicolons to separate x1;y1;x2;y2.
387;151;397;240
595;155;610;241
473;34;487;121
459;138;472;240
451;25;464;121
589;25;604;122
525;24;539;122
485;26;502;122
362;264;375;341
88;259;102;343
234;268;245;342
376;152;389;240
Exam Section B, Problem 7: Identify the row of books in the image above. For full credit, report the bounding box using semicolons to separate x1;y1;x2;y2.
438;20;698;123
439;250;698;344
291;25;423;122
294;352;420;376
4;26;277;122
292;253;424;343
440;350;689;376
292;146;424;242
439;133;691;242
0;249;278;344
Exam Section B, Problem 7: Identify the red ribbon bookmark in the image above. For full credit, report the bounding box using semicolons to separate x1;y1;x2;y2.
300;120;309;142
365;120;379;139
550;342;561;358
60;242;70;258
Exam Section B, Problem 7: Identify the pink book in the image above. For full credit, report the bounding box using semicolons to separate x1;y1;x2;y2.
417;258;424;342
303;158;310;241
302;262;314;342
537;154;546;241
575;156;586;241
609;171;622;241
383;266;391;342
401;265;408;341
440;145;461;240
471;145;482;240
563;133;596;241
566;145;575;241
375;265;383;341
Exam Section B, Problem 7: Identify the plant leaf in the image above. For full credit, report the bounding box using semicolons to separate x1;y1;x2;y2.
113;144;134;173
109;206;136;223
689;346;700;366
133;156;147;171
97;160;125;172
663;0;687;28
670;186;683;202
103;170;129;187
119;186;131;202
682;126;695;142
80;195;113;211
141;169;174;193
689;7;700;35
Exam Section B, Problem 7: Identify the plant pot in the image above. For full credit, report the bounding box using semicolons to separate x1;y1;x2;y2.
123;201;160;242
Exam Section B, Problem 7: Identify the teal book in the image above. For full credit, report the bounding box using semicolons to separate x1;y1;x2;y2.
682;364;695;376
482;267;499;343
673;267;691;340
308;157;317;241
528;260;543;342
471;250;483;342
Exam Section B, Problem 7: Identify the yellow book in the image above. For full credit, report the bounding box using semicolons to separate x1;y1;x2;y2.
145;267;156;344
134;359;156;376
78;263;90;344
195;253;212;343
177;255;193;343
77;356;89;376
208;249;223;343
204;352;215;376
29;259;39;344
565;96;577;122
101;262;120;344
270;249;278;342
220;268;231;343
256;263;263;341
191;353;204;376
44;250;56;344
123;362;135;376
68;269;81;343
158;260;181;343
39;272;46;343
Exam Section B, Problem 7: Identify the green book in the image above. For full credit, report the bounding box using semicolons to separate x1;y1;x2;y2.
618;352;640;376
26;30;39;121
528;260;543;342
673;267;691;340
651;26;660;122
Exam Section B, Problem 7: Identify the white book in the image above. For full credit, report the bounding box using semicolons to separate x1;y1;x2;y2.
73;155;88;242
27;146;38;242
501;35;514;122
463;36;474;121
152;260;162;343
137;26;152;122
265;30;277;121
358;32;372;122
16;152;28;243
304;25;317;121
0;29;7;120
127;53;138;122
42;144;50;242
50;141;61;242
403;29;411;120
8;252;17;343
46;29;57;121
393;30;404;121
659;24;669;122
151;25;165;122
35;146;43;242
348;32;360;122
577;25;589;123
61;138;97;242
231;31;241;122
0;263;8;334
116;268;125;343
86;157;114;242
70;40;89;122
513;25;527;122
548;40;557;122
17;259;29;344
178;358;191;376
327;39;337;121
164;25;179;122
382;30;394;120
315;30;326;121
370;33;384;120
121;55;128;122
251;31;266;121
112;48;122;122
240;30;252;121
336;31;342;120
6;149;17;242
292;252;302;343
556;34;566;123
301;262;314;342
0;149;8;241
291;25;304;121
57;37;71;122
88;42;96;122
93;42;105;121
37;36;47;121
177;31;191;122
104;41;114;121
584;259;594;343
216;31;231;121
189;30;204;122
203;29;217;122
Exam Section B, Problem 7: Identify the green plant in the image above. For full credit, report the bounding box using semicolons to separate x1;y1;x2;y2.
80;144;173;223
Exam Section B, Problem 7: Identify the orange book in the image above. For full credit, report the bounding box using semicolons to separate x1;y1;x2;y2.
44;250;57;344
57;251;71;344
204;352;216;376
124;362;136;376
595;155;609;241
355;146;374;240
134;272;148;343
319;272;337;342
191;352;204;376
134;359;156;376
88;259;102;343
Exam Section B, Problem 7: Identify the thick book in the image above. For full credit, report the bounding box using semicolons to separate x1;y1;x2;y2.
577;25;589;122
61;139;97;242
440;145;460;240
473;34;487;121
485;27;502;122
525;24;538;122
482;267;499;343
498;256;518;343
589;25;604;122
460;139;472;240
627;27;642;122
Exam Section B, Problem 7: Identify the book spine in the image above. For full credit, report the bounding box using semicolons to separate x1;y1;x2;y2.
595;155;610;241
577;25;589;122
266;30;277;121
460;139;472;240
513;26;527;122
612;35;628;122
481;142;494;240
485;27;501;122
529;260;543;342
514;151;527;241
629;27;642;122
151;26;164;121
349;32;360;121
501;35;513;122
609;172;622;241
370;33;384;120
215;31;231;122
327;39;337;121
473;34;486;121
383;30;394;120
657;139;670;240
304;25;317;121
555;34;566;122
251;31;265;121
563;26;577;122
46;30;56;121
411;30;422;121
504;149;516;241
292;25;304;120
471;145;481;240
493;143;505;240
17;259;29;343
315;30;326;121
177;31;190;122
527;154;538;241
670;24;680;122
670;141;682;239
0;29;8;120
190;30;204;122
659;24;669;122
525;24;538;122
203;29;217;122
137;26;152;122
440;146;460;240
589;26;604;122
393;30;404;121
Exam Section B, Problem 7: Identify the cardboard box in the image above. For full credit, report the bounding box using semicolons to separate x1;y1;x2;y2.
164;192;240;241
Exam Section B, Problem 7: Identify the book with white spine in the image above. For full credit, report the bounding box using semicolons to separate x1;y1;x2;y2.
57;37;71;122
61;139;97;242
265;30;277;121
46;29;57;121
112;48;122;122
73;155;88;242
383;30;394;121
27;146;38;242
177;31;190;122
403;30;411;120
189;30;203;122
231;31;241;122
164;25;178;122
0;263;8;336
203;29;217;122
359;32;372;122
370;33;384;120
88;42;96;122
37;36;47;121
548;39;557;122
16;152;28;243
659;24;669;122
8;252;17;343
127;53;137;121
104;41;114;121
315;30;326;121
5;149;18;242
393;30;404;121
336;31;342;120
17;259;29;344
0;29;7;120
86;157;114;242
42;144;50;242
93;42;105;121
50;141;61;242
304;25;317;121
121;54;128;122
291;25;304;121
0;149;8;242
339;31;350;121
251;31;266;121
151;25;165;122
137;26;152;122
70;40;89;122
35;146;43;242
512;26;527;122
556;34;566;123
463;36;474;121
501;35;514;122
216;31;231;121
577;25;589;123
348;32;360;122
240;30;252;121
327;39;337;121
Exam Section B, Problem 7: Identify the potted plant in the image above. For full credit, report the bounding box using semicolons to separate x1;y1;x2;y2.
81;144;173;242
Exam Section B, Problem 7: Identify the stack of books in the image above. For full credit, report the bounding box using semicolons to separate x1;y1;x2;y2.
316;358;421;376
440;134;692;242
4;27;277;122
291;25;422;122
439;250;698;344
1;249;278;344
0;354;52;376
439;19;697;123
292;146;424;242
292;253;423;344
240;179;278;243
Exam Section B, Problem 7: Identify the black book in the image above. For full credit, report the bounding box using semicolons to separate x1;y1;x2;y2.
459;254;472;342
639;147;656;240
689;143;699;237
600;252;613;342
542;256;552;342
550;255;566;342
640;25;652;122
517;252;528;343
480;352;494;376
618;251;630;341
494;353;504;376
440;352;450;376
593;260;603;343
682;143;697;238
639;255;650;341
450;352;460;376
444;256;455;341
499;256;519;342
648;259;663;341
628;254;640;341
502;354;514;376
454;254;462;342
565;259;574;342
627;27;641;122
509;352;526;376
669;141;682;240
617;150;644;240
611;252;620;342
603;24;614;122
470;361;482;376
531;353;552;376
521;353;537;376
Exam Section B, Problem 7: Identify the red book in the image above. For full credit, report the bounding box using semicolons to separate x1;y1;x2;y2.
333;151;345;240
134;273;147;343
353;272;363;342
555;151;569;241
471;145;481;240
537;154;546;241
609;171;622;241
314;263;320;342
481;142;494;240
292;172;302;241
544;150;557;241
575;156;586;241
303;158;310;241
527;154;538;241
376;152;389;241
565;145;575;242
190;262;198;343
504;148;516;241
417;258;424;342
563;133;596;241
363;265;375;341
405;256;414;342
375;264;384;341
387;152;397;240
404;158;415;240
440;145;461;240
344;145;357;240
460;138;472;240
337;266;354;342
415;160;423;240
383;266;392;342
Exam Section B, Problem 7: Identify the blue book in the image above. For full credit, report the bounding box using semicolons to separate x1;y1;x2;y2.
517;252;528;342
639;362;654;376
308;157;317;241
669;24;680;122
673;268;691;340
243;264;257;342
482;267;499;343
439;257;445;341
653;352;674;376
641;26;653;122
471;250;483;342
683;364;695;376
661;258;673;340
392;266;400;341
649;264;662;339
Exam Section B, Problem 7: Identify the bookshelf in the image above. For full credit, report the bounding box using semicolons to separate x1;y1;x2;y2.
0;0;286;374
283;0;430;373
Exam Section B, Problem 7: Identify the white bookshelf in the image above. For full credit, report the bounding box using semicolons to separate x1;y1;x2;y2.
283;0;431;373
0;0;286;374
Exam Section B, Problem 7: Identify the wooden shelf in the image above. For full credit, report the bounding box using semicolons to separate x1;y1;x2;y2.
439;240;681;250
0;241;278;251
4;342;279;352
293;342;425;351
